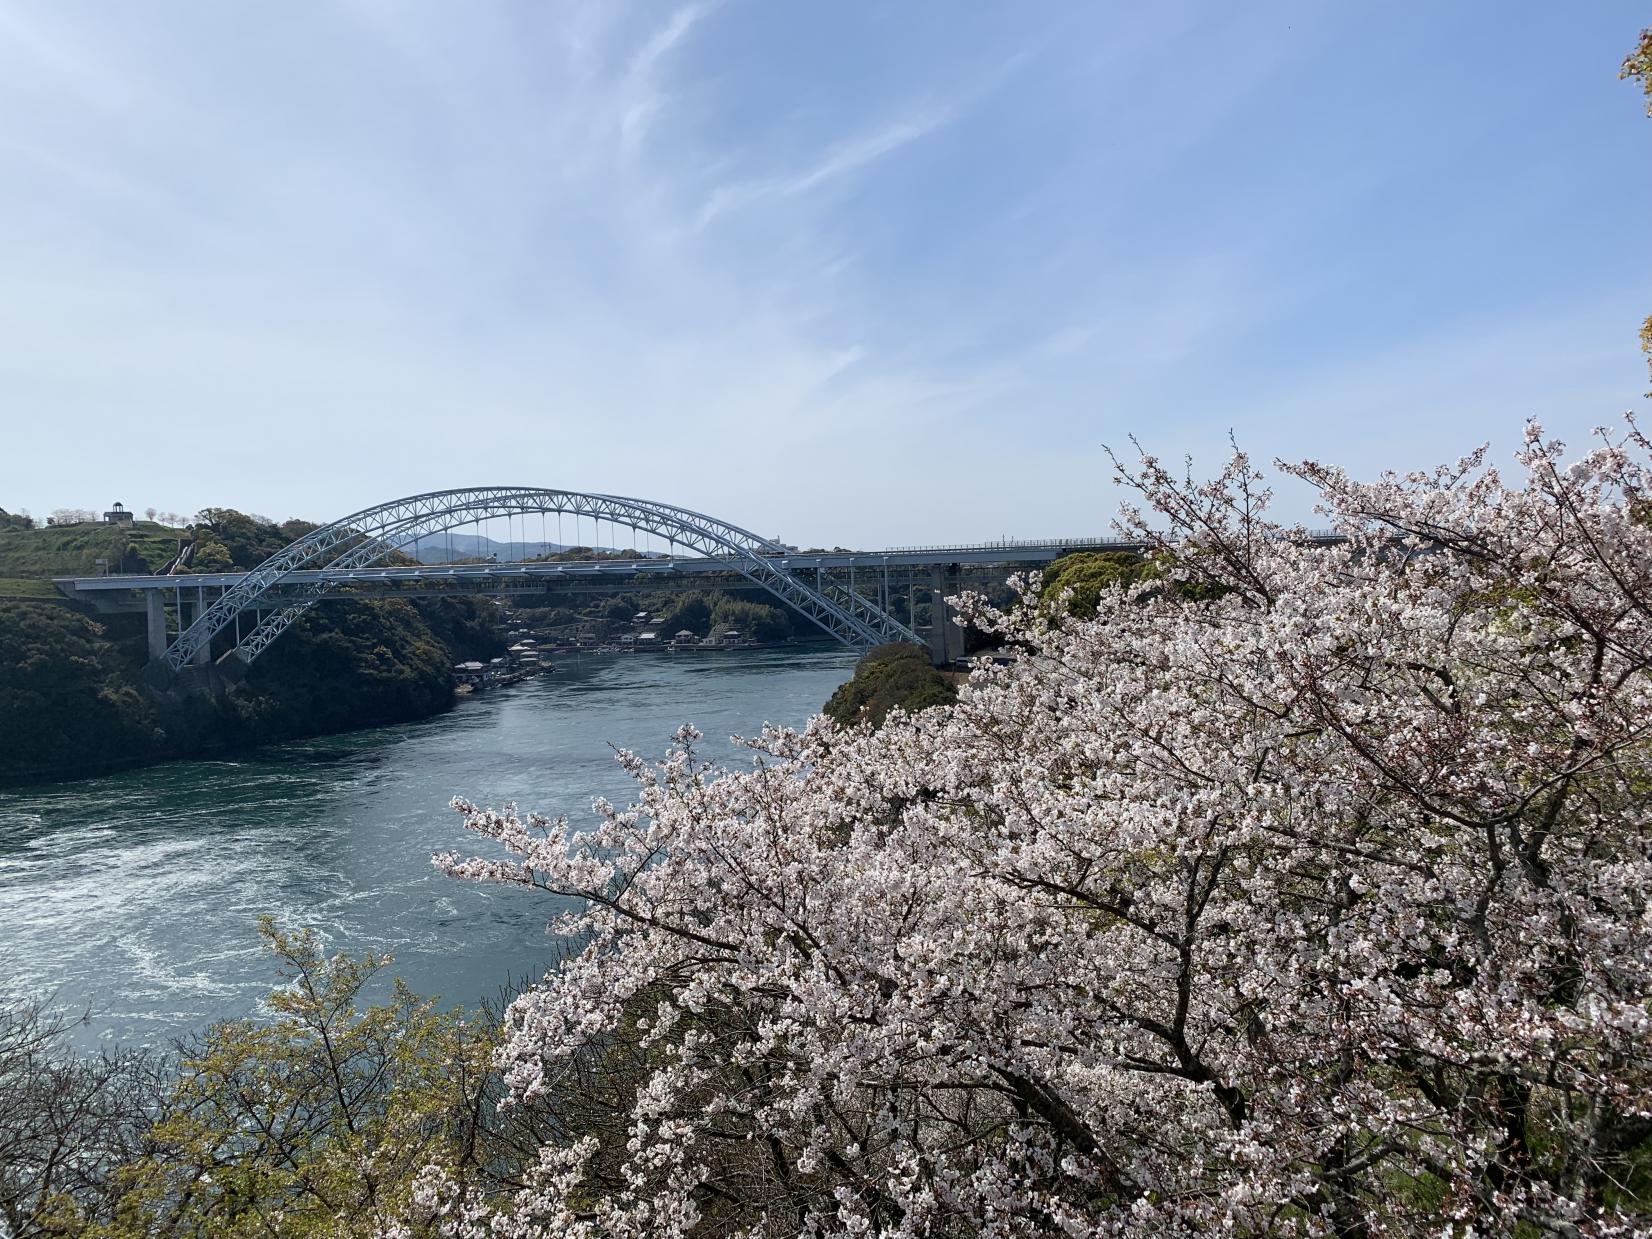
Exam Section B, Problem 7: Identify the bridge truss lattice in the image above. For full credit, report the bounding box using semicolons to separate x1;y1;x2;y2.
160;488;919;672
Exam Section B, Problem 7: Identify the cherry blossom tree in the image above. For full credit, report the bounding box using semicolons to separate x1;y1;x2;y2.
430;421;1652;1237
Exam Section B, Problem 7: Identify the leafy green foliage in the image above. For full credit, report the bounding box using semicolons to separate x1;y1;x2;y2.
0;593;506;782
218;602;455;740
627;591;797;642
508;576;805;644
1036;551;1148;619
652;593;712;637
505;602;583;630
190;509;294;569
175;509;311;574
184;538;233;573
91;921;495;1238
705;595;793;642
0;929;678;1237
0;605;164;780
416;597;507;664
0;507;35;532
822;642;955;729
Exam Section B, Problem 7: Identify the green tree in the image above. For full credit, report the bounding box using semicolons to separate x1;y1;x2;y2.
1037;550;1147;619
656;593;712;638
823;642;955;729
229;601;454;737
0;605;160;780
184;538;234;573
709;596;792;642
416;597;506;664
97;921;495;1238
118;542;149;575
191;510;290;569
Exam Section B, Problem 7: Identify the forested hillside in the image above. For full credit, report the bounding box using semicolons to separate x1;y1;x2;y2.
0;510;503;783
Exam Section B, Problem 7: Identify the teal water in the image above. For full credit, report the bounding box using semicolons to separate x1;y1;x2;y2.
0;648;858;1047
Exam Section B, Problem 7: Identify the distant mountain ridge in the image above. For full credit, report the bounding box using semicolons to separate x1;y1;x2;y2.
406;534;568;564
405;533;678;564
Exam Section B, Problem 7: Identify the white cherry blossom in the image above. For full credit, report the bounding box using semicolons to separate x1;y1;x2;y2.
431;421;1652;1237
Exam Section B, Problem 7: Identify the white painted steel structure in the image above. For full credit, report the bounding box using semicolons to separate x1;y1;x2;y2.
158;488;925;671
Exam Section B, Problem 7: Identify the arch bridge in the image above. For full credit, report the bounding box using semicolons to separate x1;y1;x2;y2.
148;487;935;680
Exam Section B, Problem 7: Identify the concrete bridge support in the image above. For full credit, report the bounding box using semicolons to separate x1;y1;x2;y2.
189;602;211;665
166;594;210;666
145;591;167;662
923;567;967;666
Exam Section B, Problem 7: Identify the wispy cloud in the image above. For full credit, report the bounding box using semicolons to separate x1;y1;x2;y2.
694;108;953;229
619;2;714;153
0;3;1644;547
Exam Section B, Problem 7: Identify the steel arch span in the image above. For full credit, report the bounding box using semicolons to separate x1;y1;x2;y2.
159;487;919;672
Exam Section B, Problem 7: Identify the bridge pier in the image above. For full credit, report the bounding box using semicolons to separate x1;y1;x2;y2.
186;599;211;665
923;568;967;666
145;591;167;662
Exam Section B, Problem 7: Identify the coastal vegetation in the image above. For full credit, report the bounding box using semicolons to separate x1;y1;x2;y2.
0;508;822;782
822;641;955;727
0;595;491;783
1034;549;1146;618
0;509;502;783
506;582;804;646
0;605;159;784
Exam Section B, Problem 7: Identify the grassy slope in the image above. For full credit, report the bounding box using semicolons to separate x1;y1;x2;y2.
0;521;184;604
0;520;184;579
0;578;64;599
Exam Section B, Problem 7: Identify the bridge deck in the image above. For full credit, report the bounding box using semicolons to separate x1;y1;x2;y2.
57;540;1142;593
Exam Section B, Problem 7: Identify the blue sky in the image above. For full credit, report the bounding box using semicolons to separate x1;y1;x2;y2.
1;2;1648;546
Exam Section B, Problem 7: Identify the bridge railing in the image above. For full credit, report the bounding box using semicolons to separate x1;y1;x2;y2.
879;529;1347;554
879;536;1143;554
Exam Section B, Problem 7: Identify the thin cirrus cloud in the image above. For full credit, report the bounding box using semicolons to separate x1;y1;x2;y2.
694;109;954;231
618;2;715;152
0;1;1647;547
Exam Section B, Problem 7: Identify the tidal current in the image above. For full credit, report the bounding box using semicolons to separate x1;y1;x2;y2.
0;647;858;1048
